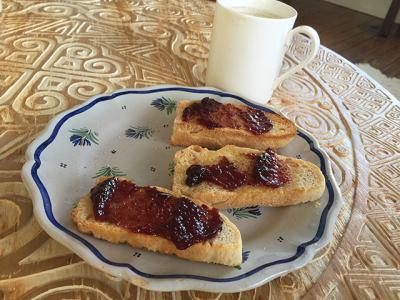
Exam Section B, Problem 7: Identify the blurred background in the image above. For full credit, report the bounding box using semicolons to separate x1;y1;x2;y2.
282;0;400;99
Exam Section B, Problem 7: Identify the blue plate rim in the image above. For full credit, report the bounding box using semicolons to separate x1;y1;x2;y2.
25;86;338;283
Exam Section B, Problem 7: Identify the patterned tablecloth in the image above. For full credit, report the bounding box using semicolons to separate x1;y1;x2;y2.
0;1;399;299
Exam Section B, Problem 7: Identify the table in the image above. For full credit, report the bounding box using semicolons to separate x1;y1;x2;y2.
0;1;399;299
380;0;400;37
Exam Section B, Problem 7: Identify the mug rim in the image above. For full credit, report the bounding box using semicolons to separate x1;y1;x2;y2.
216;0;298;21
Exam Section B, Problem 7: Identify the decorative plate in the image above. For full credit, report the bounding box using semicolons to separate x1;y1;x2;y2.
22;85;343;293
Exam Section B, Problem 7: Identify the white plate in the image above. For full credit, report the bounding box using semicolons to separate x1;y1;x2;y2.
22;85;343;293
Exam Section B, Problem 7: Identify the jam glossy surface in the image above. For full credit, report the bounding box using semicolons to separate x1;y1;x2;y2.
254;149;290;187
182;97;273;135
91;178;222;250
186;157;248;191
185;149;290;190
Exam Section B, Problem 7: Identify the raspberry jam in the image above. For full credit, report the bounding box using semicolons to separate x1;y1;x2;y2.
185;149;290;190
91;178;223;250
186;157;248;191
182;97;273;135
253;149;290;187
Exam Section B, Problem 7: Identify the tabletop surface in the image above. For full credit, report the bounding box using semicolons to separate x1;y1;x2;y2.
0;1;399;299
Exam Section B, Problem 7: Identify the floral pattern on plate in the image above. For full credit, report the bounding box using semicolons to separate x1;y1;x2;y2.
22;85;342;293
125;126;154;139
69;128;99;147
227;206;262;220
151;97;177;115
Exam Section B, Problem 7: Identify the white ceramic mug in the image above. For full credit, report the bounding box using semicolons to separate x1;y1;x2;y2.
206;0;320;104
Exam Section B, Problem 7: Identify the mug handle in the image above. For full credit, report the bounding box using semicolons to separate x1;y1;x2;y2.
273;26;320;89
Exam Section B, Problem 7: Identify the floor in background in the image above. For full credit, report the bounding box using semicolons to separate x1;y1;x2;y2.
282;0;400;78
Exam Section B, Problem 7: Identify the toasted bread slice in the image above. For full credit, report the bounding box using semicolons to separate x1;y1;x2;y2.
170;100;296;150
172;145;325;208
71;177;242;267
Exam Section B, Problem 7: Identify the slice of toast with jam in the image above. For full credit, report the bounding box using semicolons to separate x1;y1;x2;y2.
171;98;296;150
172;145;325;209
71;176;242;266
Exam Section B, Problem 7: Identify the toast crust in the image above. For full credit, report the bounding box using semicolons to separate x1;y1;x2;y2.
71;177;242;266
172;145;326;208
170;100;297;150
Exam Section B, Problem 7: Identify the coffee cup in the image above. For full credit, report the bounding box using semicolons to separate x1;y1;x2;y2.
206;0;320;104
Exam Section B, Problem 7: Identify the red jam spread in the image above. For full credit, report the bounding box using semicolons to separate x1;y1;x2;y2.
182;97;273;135
253;149;290;187
186;157;248;190
91;178;223;250
186;149;290;191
